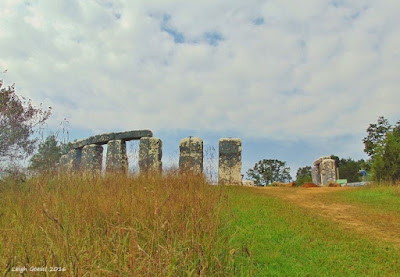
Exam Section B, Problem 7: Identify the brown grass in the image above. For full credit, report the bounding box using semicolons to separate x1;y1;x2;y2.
0;172;231;276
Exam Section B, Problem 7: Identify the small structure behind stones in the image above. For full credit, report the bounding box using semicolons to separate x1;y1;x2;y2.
218;138;242;185
312;156;336;186
242;180;255;186
179;137;203;174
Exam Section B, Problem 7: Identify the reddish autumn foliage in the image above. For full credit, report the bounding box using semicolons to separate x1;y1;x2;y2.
302;182;319;188
0;81;51;161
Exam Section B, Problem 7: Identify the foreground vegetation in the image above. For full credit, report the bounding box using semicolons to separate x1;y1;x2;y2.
0;173;240;276
1;174;400;276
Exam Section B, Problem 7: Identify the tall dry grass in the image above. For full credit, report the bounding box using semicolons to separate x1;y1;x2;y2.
0;171;234;276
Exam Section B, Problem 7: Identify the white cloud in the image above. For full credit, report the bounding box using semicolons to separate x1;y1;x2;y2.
0;0;399;145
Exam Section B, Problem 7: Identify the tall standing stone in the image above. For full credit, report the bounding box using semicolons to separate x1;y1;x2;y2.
106;140;128;174
59;148;82;171
179;137;203;174
139;137;162;173
319;159;336;186
218;138;242;185
81;144;103;174
311;166;320;185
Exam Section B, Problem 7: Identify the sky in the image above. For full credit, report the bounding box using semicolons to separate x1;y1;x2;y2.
1;0;399;179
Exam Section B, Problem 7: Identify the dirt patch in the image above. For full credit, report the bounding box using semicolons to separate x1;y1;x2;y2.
251;187;400;247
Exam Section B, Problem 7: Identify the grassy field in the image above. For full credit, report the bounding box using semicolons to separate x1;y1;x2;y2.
325;184;400;214
1;174;400;276
225;186;400;276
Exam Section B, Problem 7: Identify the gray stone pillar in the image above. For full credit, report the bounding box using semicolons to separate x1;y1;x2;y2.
81;144;103;174
218;138;242;185
179;137;203;174
311;166;320;185
59;148;82;172
139;137;162;173
320;159;336;186
106;140;128;174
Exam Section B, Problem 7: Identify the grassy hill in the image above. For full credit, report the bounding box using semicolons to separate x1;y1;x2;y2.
1;174;399;276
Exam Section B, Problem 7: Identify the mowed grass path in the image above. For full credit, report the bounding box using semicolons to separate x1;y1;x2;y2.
224;186;400;276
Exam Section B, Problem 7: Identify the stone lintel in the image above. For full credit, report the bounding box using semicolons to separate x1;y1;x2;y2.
71;130;153;149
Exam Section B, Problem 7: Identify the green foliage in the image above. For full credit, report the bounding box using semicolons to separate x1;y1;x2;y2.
371;130;400;182
362;116;391;158
247;159;291;186
330;155;367;182
29;135;71;174
295;166;312;186
0;82;51;162
363;116;400;182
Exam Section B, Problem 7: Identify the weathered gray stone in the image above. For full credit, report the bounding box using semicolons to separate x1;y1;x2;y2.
81;144;103;173
139;137;162;173
319;159;336;186
59;149;82;171
313;156;331;167
218;138;242;185
71;130;153;149
106;140;128;174
311;166;321;185
179;137;203;174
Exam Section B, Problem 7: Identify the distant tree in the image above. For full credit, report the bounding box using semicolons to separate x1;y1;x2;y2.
371;128;400;182
330;155;368;182
330;155;340;168
295;166;312;186
0;81;51;162
247;159;291;186
338;158;363;182
362;116;400;182
28;135;71;173
362;116;391;158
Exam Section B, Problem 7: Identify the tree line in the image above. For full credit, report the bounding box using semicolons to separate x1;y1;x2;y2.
247;116;400;186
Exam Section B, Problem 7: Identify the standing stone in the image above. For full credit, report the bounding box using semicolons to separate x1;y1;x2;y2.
139;137;162;173
59;149;82;172
106;140;128;174
179;137;203;174
81;144;103;174
319;159;336;186
311;166;321;185
218;138;242;185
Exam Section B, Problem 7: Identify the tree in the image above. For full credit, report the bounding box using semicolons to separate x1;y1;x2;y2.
371;129;400;182
362;116;391;158
363;116;400;182
247;159;291;186
330;154;368;182
0;81;51;162
29;135;71;173
295;166;312;186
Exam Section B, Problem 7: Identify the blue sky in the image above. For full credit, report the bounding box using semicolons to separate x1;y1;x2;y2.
1;0;399;179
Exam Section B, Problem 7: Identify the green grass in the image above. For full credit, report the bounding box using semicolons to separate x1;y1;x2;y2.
224;186;400;276
325;184;400;214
